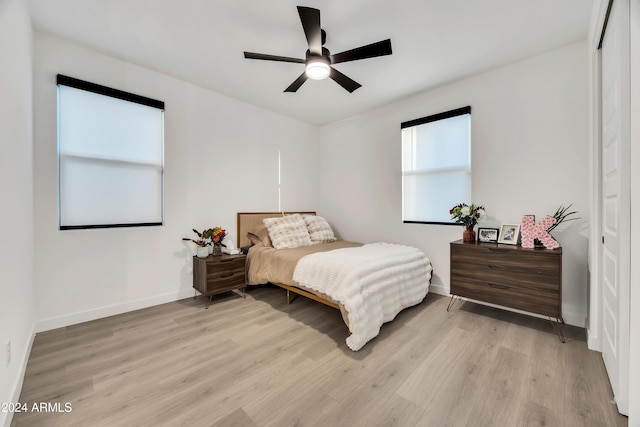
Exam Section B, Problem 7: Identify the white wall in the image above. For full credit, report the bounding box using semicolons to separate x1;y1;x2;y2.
32;33;319;331
0;0;35;425
319;42;589;327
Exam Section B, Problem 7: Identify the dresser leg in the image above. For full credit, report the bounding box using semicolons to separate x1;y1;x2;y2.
549;317;566;343
446;295;459;312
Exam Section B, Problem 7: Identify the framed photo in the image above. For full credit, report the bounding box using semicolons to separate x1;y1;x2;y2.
498;224;520;245
478;227;500;243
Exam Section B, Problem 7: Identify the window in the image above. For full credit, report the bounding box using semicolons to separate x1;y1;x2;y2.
57;75;165;230
401;106;471;224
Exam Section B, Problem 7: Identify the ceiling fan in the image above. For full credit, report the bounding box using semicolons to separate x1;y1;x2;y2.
243;6;392;93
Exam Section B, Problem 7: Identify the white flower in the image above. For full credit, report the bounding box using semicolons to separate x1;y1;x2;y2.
461;206;471;216
478;209;486;219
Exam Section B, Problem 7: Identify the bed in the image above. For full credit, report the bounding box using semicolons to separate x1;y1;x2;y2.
237;211;432;351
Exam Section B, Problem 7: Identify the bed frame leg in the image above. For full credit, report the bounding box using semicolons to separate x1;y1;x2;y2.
286;289;299;304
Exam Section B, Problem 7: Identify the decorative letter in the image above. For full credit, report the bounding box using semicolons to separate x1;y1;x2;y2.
521;215;559;249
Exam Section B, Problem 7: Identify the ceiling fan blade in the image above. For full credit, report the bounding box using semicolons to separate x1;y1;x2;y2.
244;52;305;64
330;39;392;64
297;6;322;55
329;67;361;93
284;72;308;92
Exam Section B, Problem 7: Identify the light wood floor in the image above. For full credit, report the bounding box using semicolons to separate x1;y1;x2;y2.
13;287;627;427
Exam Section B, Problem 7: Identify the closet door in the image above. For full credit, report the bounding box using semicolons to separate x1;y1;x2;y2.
600;0;630;416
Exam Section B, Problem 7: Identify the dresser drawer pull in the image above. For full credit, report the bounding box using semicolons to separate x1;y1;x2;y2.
218;273;235;279
488;265;509;271
220;258;236;263
488;283;510;290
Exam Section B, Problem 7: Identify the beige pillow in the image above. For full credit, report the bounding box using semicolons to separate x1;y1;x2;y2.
263;214;312;249
247;223;272;247
303;215;337;244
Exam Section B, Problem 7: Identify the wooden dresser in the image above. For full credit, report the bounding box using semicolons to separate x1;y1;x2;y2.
449;240;563;335
193;254;247;308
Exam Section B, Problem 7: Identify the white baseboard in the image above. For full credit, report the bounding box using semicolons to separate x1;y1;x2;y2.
1;325;35;427
561;309;587;329
35;288;195;333
587;327;601;351
428;282;448;296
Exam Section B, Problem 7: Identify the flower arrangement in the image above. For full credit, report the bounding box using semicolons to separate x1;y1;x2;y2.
182;227;226;247
182;227;227;257
450;203;486;227
182;229;210;247
210;227;227;247
547;203;578;234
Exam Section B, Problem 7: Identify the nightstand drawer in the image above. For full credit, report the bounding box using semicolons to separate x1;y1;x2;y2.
206;270;246;293
206;256;245;275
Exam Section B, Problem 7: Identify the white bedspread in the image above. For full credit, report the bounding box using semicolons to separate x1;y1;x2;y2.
292;242;432;351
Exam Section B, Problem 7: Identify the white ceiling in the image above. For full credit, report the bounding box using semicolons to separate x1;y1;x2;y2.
26;0;593;126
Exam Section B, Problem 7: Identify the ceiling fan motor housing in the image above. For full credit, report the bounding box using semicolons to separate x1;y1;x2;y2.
243;6;392;92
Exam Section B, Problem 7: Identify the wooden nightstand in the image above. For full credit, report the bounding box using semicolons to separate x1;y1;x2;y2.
192;253;247;308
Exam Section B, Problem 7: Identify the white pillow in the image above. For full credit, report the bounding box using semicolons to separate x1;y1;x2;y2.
263;214;312;249
303;215;337;244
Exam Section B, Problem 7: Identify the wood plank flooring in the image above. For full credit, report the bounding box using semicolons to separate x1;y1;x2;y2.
12;287;627;426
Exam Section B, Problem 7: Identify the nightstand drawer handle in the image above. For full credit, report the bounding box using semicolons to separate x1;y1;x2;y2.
218;273;235;278
488;265;508;271
220;258;235;263
488;283;510;290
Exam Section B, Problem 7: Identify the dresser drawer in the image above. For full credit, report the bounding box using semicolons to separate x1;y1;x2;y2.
451;264;559;294
451;244;560;275
451;276;560;318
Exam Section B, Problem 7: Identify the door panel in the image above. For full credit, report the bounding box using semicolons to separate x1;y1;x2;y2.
600;0;630;416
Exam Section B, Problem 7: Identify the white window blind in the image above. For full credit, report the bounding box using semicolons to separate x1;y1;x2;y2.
401;106;471;224
57;75;164;229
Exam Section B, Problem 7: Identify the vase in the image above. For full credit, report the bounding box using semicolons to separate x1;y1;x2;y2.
212;244;222;256
463;225;476;243
196;246;209;258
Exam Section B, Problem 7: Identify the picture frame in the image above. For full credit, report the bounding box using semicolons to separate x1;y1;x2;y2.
498;224;520;245
477;227;500;243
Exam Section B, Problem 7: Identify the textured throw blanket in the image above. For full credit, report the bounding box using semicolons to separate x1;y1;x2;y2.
292;243;432;351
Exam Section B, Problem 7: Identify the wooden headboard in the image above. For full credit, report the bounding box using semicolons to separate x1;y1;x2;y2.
237;211;316;248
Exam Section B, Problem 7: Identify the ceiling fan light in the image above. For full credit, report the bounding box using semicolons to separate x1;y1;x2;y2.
305;61;330;80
